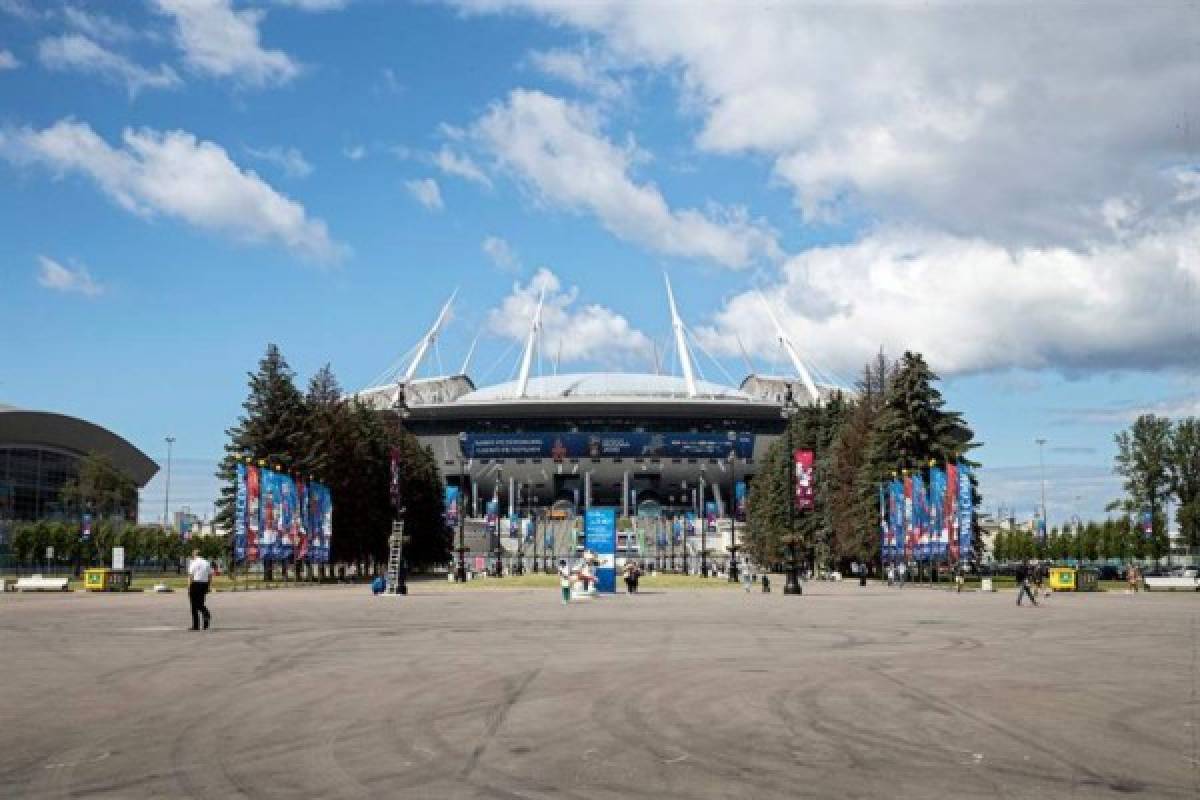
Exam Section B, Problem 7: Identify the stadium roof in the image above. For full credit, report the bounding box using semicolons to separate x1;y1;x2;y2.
457;373;752;403
0;407;159;486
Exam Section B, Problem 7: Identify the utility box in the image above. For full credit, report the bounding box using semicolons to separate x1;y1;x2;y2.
84;568;132;592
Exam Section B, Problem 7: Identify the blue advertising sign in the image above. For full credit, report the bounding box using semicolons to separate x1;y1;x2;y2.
957;463;974;556
734;480;747;521
81;513;92;541
444;485;460;526
463;431;754;459
584;507;617;592
234;462;247;562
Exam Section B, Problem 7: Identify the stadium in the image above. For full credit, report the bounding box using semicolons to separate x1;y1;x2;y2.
356;278;845;568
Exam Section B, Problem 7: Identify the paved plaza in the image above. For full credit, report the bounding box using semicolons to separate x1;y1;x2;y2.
1;582;1196;799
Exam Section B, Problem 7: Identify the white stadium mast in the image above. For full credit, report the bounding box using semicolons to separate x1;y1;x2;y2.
394;288;457;406
516;286;545;399
759;292;821;405
664;273;698;398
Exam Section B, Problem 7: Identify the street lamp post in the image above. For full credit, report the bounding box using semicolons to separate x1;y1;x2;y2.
514;483;525;576
456;433;467;582
492;467;503;577
699;469;708;577
164;435;175;530
727;431;740;583
783;395;802;595
1036;438;1047;534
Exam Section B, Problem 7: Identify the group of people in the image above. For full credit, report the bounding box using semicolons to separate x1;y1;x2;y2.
885;562;908;587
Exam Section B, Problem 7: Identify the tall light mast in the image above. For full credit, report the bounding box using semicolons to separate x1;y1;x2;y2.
516;287;545;399
664;273;698;398
759;292;820;404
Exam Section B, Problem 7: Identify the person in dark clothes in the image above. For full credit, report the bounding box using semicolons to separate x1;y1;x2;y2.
187;549;213;630
1016;560;1038;607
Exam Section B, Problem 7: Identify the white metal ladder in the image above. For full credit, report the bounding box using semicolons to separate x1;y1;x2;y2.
385;521;405;594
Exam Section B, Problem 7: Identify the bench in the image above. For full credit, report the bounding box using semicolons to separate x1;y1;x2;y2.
15;575;70;592
1144;576;1200;591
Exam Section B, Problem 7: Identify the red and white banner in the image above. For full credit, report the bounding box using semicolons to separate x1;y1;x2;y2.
794;449;815;511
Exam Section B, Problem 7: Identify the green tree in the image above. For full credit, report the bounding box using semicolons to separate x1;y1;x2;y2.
829;353;891;566
216;344;308;531
1112;414;1173;547
1167;417;1200;550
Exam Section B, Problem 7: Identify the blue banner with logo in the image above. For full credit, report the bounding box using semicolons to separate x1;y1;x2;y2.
889;478;905;560
463;431;754;459
1139;509;1153;538
929;466;947;558
957;462;974;557
911;473;928;559
705;501;717;531
584;507;617;592
235;462;247;561
444;485;459;526
735;480;747;521
260;467;283;560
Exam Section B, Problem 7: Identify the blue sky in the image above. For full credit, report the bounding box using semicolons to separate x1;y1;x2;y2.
1;0;1196;526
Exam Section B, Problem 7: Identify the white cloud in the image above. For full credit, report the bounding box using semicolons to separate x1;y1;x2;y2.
489;268;652;366
0;0;39;21
342;144;365;161
528;46;626;100
38;35;181;96
36;255;103;296
0;49;18;70
456;2;1200;249
482;235;519;272
697;216;1200;377
272;0;348;10
433;146;491;187
1;119;345;262
1052;395;1200;426
472;89;779;268
154;0;299;88
62;6;137;44
245;144;312;178
405;178;443;211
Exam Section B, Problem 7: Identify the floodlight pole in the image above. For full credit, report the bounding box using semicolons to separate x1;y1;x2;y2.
456;433;467;582
727;431;740;583
164;436;175;530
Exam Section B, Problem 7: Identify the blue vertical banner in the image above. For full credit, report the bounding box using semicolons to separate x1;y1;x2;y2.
1139;509;1153;538
584;507;617;592
735;480;747;521
879;485;889;560
260;468;282;560
444;485;460;527
929;466;947;558
889;478;905;560
279;473;297;562
957;462;974;557
82;513;92;541
235;462;247;562
911;473;928;559
704;501;717;531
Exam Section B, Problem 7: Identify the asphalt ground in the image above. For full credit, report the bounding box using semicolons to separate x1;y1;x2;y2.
1;582;1196;799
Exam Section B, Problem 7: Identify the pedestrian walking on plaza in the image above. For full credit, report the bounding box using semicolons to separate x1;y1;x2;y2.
623;560;638;594
955;564;965;593
187;549;213;630
1126;563;1140;593
886;564;895;587
557;559;572;605
1015;560;1038;607
896;562;906;588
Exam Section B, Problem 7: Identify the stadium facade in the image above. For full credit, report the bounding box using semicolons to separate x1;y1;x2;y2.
0;405;158;547
357;278;842;564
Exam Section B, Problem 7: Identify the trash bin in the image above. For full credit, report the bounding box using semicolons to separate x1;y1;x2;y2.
1075;568;1098;592
1049;567;1077;591
84;568;132;591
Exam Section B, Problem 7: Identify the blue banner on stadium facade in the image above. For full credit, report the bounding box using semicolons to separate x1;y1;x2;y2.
462;431;755;459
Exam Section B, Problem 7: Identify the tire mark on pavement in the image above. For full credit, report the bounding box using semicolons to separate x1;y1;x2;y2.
461;667;542;779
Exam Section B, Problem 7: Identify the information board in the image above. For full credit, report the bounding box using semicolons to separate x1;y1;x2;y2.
584;507;617;593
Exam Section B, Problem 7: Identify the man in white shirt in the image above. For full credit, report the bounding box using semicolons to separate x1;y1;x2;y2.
187;549;213;631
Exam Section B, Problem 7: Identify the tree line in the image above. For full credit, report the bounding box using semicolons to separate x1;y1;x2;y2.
1110;414;1199;551
744;351;979;570
214;344;450;574
992;517;1164;564
10;519;227;572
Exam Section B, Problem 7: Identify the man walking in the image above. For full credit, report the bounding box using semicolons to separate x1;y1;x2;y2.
187;548;213;630
1016;560;1038;607
557;559;572;605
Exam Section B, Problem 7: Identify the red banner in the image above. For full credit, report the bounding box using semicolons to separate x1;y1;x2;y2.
794;449;815;511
